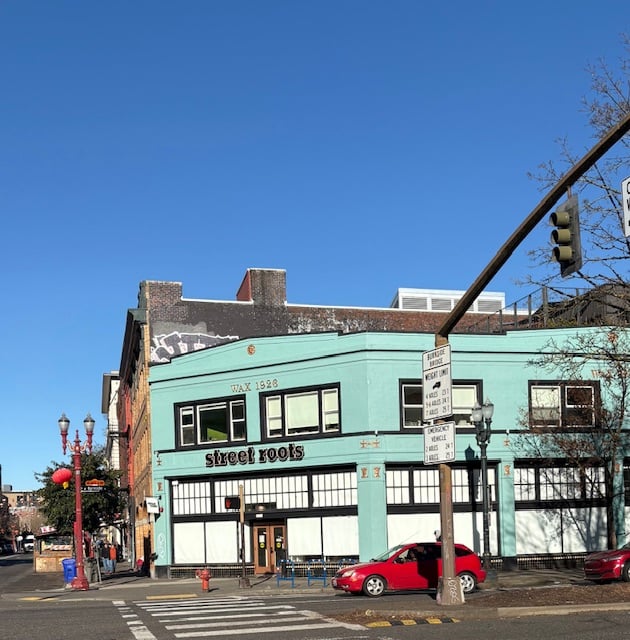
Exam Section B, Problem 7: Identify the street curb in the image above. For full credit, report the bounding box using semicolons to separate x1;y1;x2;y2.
496;601;630;618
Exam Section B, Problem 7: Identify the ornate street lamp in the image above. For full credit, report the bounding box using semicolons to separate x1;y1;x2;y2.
58;413;95;591
472;398;494;571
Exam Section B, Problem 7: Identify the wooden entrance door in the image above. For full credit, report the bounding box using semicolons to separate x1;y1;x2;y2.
253;523;287;574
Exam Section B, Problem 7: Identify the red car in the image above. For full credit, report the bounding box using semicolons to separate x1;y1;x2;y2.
332;542;486;597
584;544;630;583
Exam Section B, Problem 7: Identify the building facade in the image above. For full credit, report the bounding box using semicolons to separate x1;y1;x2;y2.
116;268;629;576
147;328;629;577
115;269;502;573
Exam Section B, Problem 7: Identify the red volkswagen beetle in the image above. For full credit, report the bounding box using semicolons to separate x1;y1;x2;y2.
332;542;486;597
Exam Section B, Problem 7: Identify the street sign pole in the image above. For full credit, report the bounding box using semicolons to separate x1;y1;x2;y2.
422;345;463;605
437;463;463;605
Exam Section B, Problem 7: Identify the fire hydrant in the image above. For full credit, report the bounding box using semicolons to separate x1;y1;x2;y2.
195;567;211;592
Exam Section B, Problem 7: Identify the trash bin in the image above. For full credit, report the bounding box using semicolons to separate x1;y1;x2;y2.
62;558;77;583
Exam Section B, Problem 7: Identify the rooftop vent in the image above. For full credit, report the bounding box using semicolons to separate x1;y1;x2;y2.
390;288;505;314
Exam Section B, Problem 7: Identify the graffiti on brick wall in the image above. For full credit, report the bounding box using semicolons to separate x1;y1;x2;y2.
151;331;239;363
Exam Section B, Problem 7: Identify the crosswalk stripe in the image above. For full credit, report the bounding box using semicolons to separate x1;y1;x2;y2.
117;594;364;638
166;614;307;630
172;622;345;638
135;597;249;606
142;604;293;618
127;624;158;640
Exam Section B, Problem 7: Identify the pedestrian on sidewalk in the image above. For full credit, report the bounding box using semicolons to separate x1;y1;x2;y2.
102;543;111;574
109;542;117;574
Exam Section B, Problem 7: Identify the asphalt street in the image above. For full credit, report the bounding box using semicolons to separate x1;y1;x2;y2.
2;557;622;621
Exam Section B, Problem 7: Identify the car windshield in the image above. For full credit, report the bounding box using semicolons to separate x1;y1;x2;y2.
371;545;407;562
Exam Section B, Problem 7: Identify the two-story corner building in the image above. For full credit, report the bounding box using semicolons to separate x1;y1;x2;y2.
115;268;508;572
147;326;630;578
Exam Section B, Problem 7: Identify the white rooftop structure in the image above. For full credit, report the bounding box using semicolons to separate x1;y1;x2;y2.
390;288;506;314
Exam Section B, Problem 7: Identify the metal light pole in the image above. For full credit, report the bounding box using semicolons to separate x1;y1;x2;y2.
58;413;95;591
238;484;250;588
472;399;494;572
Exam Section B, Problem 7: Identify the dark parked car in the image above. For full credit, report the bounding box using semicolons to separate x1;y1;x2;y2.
332;542;486;597
0;542;14;555
584;544;630;582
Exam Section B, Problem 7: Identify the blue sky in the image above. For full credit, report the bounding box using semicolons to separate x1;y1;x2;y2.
1;1;627;491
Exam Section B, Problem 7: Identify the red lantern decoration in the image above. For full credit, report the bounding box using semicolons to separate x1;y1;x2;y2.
52;467;73;487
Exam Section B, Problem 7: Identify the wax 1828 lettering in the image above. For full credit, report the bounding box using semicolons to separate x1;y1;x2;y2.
230;378;279;393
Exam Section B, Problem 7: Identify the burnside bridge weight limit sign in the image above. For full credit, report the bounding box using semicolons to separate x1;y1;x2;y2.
422;345;455;464
422;345;452;422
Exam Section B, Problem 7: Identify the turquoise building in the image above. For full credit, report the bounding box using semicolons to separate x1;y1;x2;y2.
147;327;629;577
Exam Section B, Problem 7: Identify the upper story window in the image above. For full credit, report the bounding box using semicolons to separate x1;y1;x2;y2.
400;380;481;427
262;384;340;439
529;381;599;428
177;396;246;447
401;383;423;427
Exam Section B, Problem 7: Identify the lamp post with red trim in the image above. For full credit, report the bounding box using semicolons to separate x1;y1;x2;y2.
58;413;95;591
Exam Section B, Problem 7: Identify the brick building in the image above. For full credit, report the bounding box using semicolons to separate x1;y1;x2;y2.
113;268;505;571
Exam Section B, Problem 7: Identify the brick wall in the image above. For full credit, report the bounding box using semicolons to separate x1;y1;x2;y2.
236;268;286;306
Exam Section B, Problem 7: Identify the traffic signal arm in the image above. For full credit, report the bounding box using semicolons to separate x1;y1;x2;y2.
436;110;630;343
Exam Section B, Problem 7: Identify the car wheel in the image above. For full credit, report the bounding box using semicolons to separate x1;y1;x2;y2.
362;574;386;597
458;571;477;594
622;564;630;582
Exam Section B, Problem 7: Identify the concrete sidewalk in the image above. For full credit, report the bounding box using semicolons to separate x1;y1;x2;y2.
0;560;587;604
2;565;629;623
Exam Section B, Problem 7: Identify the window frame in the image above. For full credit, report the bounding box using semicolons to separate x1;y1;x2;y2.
175;396;247;448
386;463;497;509
514;460;607;507
528;380;599;429
171;465;358;519
399;379;482;429
261;384;341;441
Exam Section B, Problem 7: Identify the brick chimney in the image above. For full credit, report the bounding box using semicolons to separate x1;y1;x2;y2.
236;269;286;306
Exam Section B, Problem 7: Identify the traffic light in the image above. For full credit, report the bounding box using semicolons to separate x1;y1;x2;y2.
549;194;582;278
224;496;240;510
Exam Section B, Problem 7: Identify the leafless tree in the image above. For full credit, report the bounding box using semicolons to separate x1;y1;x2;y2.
512;326;630;549
523;35;630;296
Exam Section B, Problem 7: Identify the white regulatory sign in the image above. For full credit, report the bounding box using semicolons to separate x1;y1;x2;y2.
422;345;453;422
623;177;630;238
424;421;456;464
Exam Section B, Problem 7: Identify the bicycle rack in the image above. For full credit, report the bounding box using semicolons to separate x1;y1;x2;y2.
307;559;328;587
276;559;295;588
337;557;358;570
